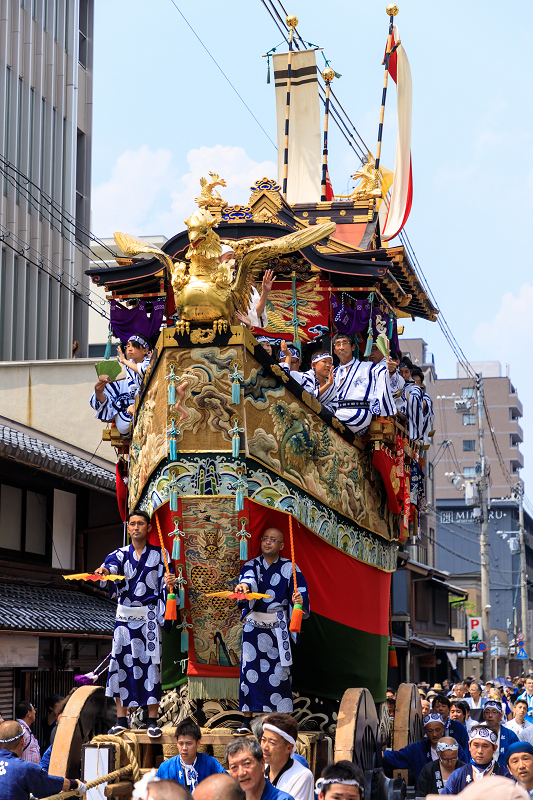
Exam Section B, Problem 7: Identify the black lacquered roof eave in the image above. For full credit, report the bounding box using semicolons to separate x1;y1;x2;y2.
86;221;391;286
85;220;437;320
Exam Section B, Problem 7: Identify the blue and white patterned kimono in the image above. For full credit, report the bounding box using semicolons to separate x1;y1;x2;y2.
397;381;424;440
101;543;174;708
421;392;435;443
333;357;396;435
238;555;309;713
280;366;337;411
90;355;150;435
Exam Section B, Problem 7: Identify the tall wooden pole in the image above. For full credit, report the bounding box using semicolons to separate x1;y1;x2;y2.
321;68;334;201
374;4;399;177
282;15;298;199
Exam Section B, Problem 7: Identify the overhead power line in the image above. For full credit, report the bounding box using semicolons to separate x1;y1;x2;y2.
0;225;109;319
261;0;369;163
169;1;277;150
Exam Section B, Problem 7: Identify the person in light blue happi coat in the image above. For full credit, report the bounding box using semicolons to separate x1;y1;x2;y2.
156;719;225;789
94;509;175;739
233;527;309;736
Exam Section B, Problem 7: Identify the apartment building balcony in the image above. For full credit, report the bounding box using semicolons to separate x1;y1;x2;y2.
509;394;523;419
511;450;525;472
510;422;524;445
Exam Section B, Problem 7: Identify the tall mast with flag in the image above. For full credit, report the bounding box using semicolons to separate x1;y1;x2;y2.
272;17;322;204
380;4;413;241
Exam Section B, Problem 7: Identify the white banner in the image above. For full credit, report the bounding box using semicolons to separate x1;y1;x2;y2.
273;50;321;204
382;27;413;241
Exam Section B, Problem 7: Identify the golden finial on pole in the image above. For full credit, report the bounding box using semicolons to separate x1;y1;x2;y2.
286;14;299;27
321;68;334;200
369;3;399;203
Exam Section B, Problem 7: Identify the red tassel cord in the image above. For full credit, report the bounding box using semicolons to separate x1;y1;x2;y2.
155;512;177;620
288;514;304;633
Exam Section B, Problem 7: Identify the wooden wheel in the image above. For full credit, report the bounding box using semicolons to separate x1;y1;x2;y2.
334;688;381;772
48;685;115;779
392;683;423;750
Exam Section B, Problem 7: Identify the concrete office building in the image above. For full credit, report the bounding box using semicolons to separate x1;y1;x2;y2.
433;361;533;672
0;0;94;360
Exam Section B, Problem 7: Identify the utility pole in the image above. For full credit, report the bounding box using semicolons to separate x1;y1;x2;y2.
515;483;529;666
476;374;491;681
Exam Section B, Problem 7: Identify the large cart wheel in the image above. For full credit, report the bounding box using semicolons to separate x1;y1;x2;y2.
335;688;381;772
335;689;405;800
392;683;423;750
48;685;114;778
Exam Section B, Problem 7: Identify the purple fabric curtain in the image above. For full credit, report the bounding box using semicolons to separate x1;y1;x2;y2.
331;293;400;353
110;298;166;344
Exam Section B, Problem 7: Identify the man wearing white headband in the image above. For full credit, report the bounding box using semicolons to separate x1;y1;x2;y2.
482;699;519;767
0;720;87;800
91;333;151;436
260;714;313;800
279;347;336;412
383;713;467;782
219;244;275;330
315;760;364;800
441;724;510;794
331;334;396;437
226;737;294;800
416;737;464;795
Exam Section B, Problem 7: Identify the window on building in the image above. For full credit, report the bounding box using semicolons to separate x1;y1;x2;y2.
79;0;89;68
434;588;449;626
4;67;11;196
463;440;476;452
463;467;476;478
463;413;476;426
416;581;430;622
462;387;475;398
0;482;51;559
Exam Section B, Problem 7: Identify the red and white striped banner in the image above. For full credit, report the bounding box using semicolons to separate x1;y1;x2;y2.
382;27;413;241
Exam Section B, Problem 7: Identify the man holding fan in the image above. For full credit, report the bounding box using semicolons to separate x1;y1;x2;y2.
94;509;175;738
233;526;309;735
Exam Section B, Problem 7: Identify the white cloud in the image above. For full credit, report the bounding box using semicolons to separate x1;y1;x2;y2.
91;144;277;238
473;284;533;363
91;146;176;237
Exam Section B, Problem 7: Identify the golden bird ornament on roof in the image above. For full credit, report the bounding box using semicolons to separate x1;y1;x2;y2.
113;175;336;333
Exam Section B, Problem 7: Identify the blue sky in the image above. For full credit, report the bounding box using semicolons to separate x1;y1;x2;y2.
91;1;533;493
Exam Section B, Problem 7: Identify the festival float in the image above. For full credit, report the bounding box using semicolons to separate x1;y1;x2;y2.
51;7;438;798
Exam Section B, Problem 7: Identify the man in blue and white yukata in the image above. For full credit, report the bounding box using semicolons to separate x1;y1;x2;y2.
332;334;396;436
94;509;175;738
90;334;151;436
233;527;309;736
279;342;337;412
397;357;424;441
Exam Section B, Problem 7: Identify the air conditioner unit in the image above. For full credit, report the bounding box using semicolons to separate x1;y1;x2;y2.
509;537;520;554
